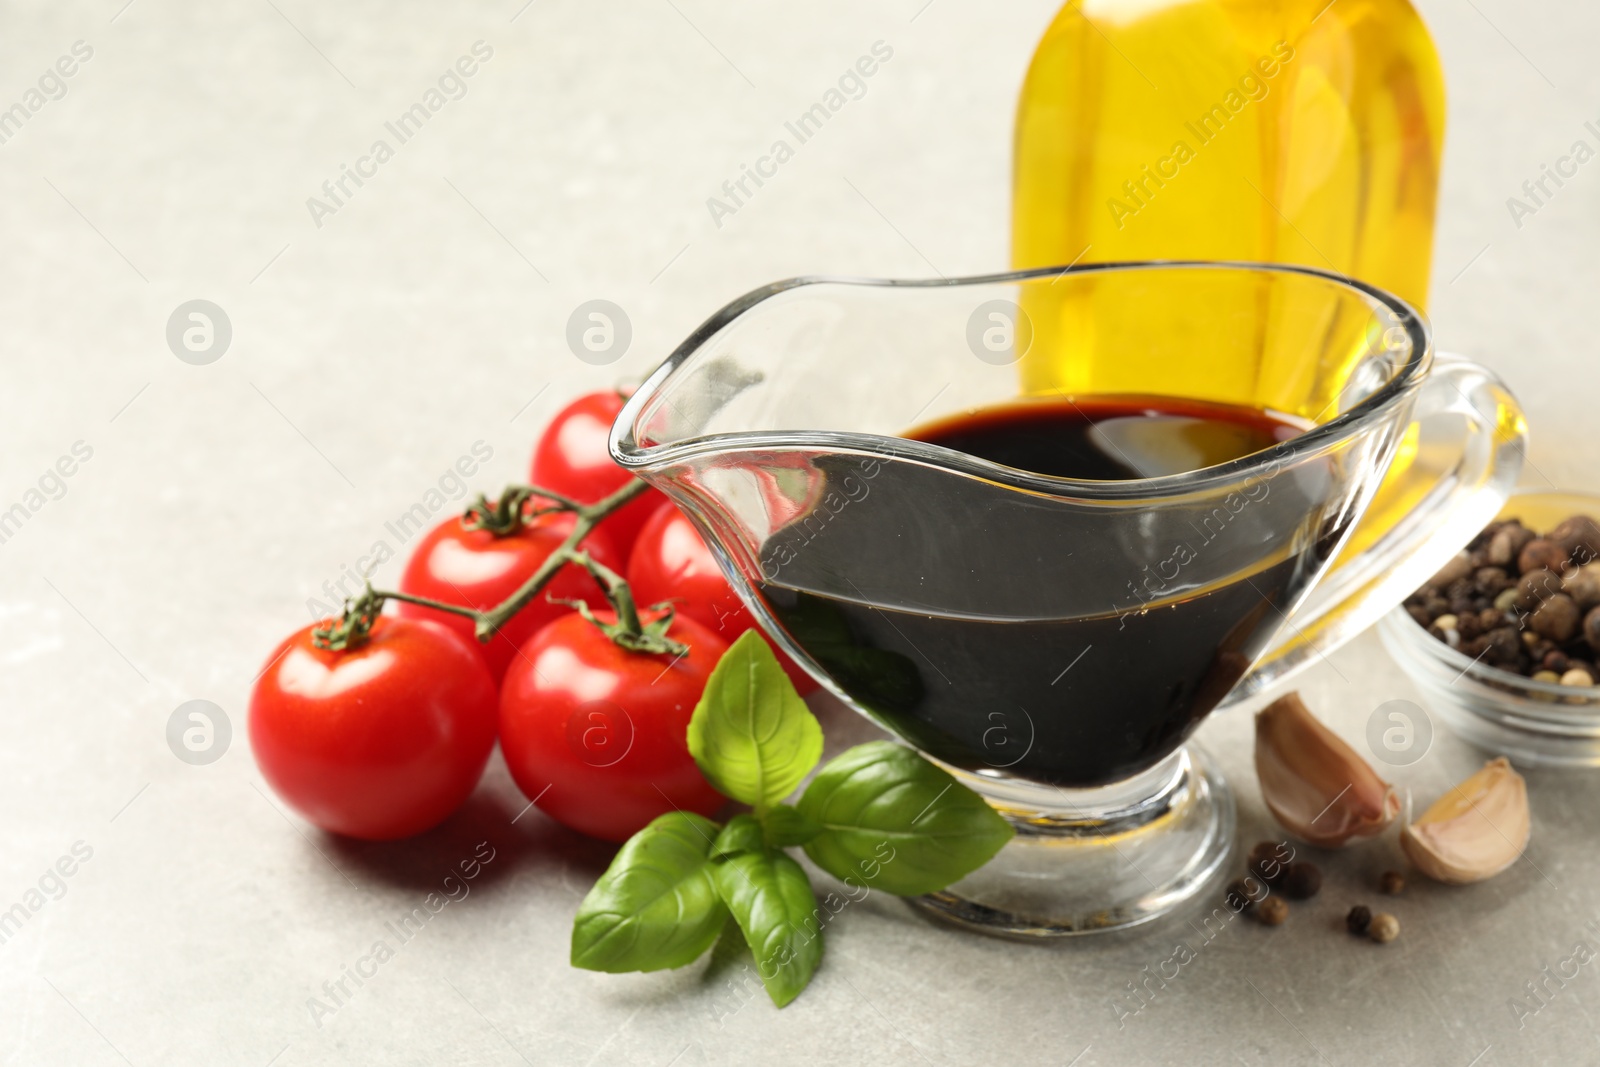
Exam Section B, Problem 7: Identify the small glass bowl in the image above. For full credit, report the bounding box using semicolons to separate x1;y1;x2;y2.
1381;489;1600;767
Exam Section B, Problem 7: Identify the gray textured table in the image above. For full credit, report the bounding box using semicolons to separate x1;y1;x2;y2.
2;1;1597;1064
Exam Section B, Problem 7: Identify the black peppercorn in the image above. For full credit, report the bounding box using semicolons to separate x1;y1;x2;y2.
1483;626;1523;667
1247;840;1292;886
1280;862;1322;900
1346;905;1372;935
1473;566;1510;595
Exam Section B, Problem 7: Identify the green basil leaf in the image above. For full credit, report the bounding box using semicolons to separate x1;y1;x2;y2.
798;740;1013;897
688;630;823;812
761;803;822;848
712;849;824;1008
711;813;765;859
571;812;726;973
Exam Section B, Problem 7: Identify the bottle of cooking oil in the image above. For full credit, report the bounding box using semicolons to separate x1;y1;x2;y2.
1011;0;1445;398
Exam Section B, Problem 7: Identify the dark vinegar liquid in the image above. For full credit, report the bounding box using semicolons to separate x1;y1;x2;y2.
755;396;1326;788
911;396;1301;480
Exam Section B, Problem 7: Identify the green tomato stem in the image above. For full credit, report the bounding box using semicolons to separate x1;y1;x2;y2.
374;589;483;621
558;549;690;657
314;476;654;652
474;478;652;639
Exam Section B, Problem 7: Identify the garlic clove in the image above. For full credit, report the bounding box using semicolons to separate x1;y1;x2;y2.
1401;757;1530;885
1254;692;1400;847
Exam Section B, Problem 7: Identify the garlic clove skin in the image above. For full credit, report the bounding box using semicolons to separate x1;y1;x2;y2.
1254;692;1400;848
1401;757;1530;885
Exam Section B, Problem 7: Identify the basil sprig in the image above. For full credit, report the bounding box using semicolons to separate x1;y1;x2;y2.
570;631;1013;1007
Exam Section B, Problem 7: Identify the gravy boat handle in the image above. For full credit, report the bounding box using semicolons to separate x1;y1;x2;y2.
1224;352;1527;706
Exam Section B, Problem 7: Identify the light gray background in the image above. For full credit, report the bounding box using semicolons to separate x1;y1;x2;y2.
0;1;1595;1064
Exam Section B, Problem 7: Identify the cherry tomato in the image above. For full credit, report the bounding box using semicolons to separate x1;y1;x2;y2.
529;390;666;559
249;616;498;841
627;504;819;695
396;510;622;682
499;609;727;842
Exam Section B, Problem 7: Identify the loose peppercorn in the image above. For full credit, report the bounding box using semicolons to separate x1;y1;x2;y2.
1379;870;1405;895
1369;912;1400;943
1346;905;1372;935
1255;896;1289;926
1281;862;1322;900
1247;840;1291;886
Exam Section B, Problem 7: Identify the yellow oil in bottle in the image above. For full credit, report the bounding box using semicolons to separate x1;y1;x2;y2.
1011;0;1445;402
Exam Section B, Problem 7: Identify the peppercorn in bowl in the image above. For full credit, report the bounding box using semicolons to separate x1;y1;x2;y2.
1382;490;1600;767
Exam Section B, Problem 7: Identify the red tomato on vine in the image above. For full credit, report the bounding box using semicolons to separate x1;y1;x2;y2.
529;390;666;560
397;508;622;682
498;606;727;843
627;504;818;695
249;616;497;841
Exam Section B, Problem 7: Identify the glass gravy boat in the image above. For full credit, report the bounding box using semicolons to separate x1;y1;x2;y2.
612;262;1524;937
